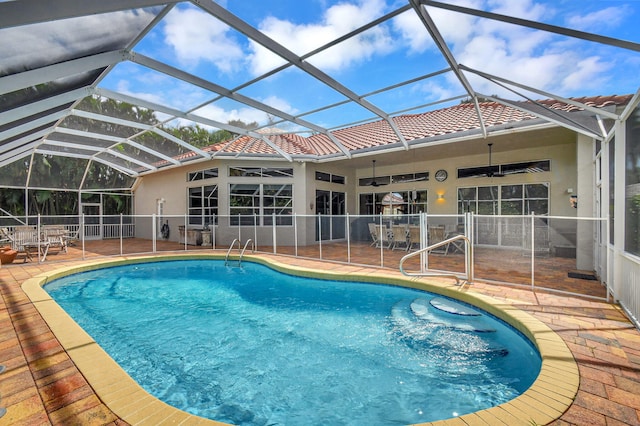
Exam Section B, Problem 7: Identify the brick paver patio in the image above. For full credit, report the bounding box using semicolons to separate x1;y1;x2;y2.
0;240;638;425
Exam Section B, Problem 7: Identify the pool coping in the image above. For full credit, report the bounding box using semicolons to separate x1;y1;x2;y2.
21;253;579;426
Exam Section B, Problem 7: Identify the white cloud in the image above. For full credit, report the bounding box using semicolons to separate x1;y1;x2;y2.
412;79;458;102
163;7;244;73
399;0;622;97
561;56;612;91
116;80;169;107
486;0;549;21
194;103;271;126
392;0;482;54
260;95;298;116
566;6;629;31
247;0;393;75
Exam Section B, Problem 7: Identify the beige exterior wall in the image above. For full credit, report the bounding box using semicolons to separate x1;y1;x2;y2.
350;127;578;217
133;126;582;247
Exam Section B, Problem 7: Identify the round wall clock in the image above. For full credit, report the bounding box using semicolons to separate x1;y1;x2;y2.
435;169;448;182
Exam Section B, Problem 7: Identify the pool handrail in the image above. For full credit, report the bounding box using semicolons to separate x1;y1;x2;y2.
225;238;254;266
224;238;241;265
239;239;254;266
399;234;473;285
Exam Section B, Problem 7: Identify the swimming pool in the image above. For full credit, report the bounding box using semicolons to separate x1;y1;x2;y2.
44;259;542;425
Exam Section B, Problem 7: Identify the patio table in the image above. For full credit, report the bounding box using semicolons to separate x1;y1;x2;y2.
21;240;50;262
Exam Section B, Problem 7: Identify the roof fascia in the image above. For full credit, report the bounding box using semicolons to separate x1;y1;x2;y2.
408;0;487;138
0;0;174;29
0;50;127;96
422;0;640;53
194;0;409;149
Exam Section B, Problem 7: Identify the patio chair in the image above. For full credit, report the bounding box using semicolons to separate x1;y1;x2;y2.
407;225;421;251
10;226;50;262
368;222;394;249
368;222;379;247
63;227;80;246
42;225;68;253
391;224;409;250
428;225;448;255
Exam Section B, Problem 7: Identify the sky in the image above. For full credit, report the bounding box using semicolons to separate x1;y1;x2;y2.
5;0;640;133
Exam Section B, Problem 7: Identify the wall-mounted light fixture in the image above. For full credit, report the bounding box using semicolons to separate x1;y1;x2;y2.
309;202;314;211
570;195;577;209
437;192;445;201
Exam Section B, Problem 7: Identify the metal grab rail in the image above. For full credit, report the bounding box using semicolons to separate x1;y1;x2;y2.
399;234;473;285
225;239;254;266
224;239;241;266
239;239;254;266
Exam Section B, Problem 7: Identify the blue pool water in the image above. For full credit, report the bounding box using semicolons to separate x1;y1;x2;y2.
45;260;541;425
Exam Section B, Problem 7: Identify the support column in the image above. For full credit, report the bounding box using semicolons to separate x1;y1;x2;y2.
576;134;595;270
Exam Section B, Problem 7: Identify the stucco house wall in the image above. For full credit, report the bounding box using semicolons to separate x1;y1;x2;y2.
134;125;582;252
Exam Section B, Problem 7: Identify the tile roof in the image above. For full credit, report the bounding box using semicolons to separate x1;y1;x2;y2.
203;94;633;160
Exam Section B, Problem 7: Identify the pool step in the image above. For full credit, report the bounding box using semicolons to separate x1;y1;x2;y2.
390;299;508;357
410;298;496;333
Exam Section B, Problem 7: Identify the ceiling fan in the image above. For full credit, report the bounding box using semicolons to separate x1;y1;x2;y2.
368;160;387;187
485;143;504;178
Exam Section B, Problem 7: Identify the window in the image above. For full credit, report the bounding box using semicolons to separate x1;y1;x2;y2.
229;167;293;178
358;171;428;186
458;184;548;215
458;160;550;179
315;171;345;184
188;185;218;226
188;168;218;181
316;190;346;241
359;190;427;216
504;184;549;215
263;184;293;225
625;104;640;256
229;184;293;226
392;172;429;184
